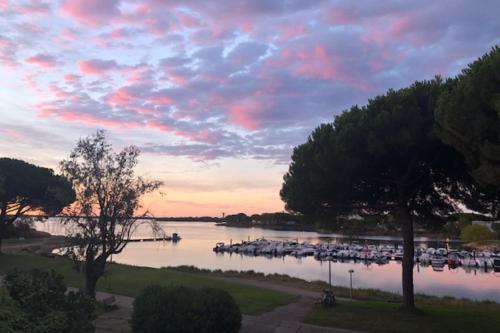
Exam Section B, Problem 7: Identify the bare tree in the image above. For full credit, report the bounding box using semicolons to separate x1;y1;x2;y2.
60;130;162;297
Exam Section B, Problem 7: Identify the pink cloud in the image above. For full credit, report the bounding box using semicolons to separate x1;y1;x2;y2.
24;54;57;67
37;105;139;129
79;59;120;74
295;46;338;80
60;0;121;27
0;35;17;67
179;14;201;29
229;99;271;130
48;83;72;99
63;73;80;82
148;121;172;133
107;87;136;105
148;95;173;105
3;128;23;140
129;106;157;116
117;3;176;37
390;17;413;38
361;30;386;48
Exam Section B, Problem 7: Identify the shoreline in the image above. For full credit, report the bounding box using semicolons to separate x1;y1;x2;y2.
2;235;69;255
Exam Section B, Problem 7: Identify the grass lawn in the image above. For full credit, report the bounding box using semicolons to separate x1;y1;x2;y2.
0;253;295;315
304;298;500;333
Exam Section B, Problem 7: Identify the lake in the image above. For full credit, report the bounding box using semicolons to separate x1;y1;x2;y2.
35;219;500;302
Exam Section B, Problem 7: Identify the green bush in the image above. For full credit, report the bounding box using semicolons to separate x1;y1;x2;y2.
0;300;31;333
3;269;95;333
132;285;241;333
460;224;495;242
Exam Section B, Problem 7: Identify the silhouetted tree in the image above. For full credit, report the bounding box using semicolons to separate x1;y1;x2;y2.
281;79;484;309
60;131;162;297
0;158;75;253
436;46;500;216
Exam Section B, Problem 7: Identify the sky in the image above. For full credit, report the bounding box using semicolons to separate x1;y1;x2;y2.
1;0;499;217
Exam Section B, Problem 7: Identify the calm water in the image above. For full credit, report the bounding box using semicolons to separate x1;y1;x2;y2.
35;219;500;302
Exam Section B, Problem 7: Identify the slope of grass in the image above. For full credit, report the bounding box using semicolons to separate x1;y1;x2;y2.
304;299;500;333
0;254;294;315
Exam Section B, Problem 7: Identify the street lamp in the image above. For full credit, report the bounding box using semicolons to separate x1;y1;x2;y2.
348;269;354;299
328;258;332;289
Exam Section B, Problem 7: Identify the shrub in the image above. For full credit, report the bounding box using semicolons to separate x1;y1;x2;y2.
460;224;495;243
3;269;95;333
132;285;241;333
0;300;31;333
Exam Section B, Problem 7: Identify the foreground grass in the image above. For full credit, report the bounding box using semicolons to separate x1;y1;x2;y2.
0;254;294;315
304;299;500;333
168;266;500;332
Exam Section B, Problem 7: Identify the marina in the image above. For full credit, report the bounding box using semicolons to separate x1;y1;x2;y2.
213;239;500;271
35;219;500;302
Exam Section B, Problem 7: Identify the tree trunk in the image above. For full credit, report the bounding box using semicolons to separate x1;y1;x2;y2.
84;257;106;298
85;268;98;298
0;203;5;254
399;203;415;310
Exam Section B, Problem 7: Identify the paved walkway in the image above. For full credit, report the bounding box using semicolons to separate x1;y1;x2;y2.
90;283;359;333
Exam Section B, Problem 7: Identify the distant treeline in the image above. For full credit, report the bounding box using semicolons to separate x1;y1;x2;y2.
155;213;300;224
154;216;223;222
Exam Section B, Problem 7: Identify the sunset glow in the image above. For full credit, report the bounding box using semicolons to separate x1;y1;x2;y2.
1;0;499;216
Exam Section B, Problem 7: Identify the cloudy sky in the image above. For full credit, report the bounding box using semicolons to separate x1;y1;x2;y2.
1;0;499;216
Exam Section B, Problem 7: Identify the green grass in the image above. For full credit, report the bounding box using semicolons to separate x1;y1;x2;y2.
304;299;500;333
0;254;295;315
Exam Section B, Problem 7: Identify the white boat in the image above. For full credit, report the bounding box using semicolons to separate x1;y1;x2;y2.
431;257;446;267
419;253;431;263
435;248;448;256
494;258;500;267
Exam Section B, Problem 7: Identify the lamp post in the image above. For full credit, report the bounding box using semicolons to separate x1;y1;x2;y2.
348;269;354;299
328;259;332;290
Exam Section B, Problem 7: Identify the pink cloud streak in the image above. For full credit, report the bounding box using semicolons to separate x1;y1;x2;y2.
24;54;58;67
79;59;121;74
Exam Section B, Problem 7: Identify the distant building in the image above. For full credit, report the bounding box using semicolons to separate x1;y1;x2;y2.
472;220;500;232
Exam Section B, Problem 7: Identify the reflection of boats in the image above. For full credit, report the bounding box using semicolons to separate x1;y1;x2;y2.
476;257;493;269
447;253;460;268
460;257;477;267
494;259;500;272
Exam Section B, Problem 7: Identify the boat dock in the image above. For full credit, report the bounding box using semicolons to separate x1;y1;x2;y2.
213;239;500;271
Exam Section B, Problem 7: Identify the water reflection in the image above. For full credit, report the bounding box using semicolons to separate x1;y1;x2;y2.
35;219;500;302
